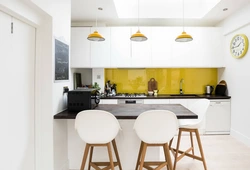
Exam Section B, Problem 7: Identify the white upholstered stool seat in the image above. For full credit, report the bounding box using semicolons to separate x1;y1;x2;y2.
75;110;122;170
169;99;210;170
134;110;178;170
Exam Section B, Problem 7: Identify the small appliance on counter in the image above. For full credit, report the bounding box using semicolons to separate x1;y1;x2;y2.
67;88;100;112
215;80;228;96
105;80;117;96
205;85;214;95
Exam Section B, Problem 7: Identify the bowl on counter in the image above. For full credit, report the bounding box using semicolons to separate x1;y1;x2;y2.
148;91;154;96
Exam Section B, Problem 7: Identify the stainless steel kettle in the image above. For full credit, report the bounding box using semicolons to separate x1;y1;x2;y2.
205;85;214;94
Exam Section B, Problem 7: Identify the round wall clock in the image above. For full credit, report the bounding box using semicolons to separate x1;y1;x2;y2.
230;34;249;58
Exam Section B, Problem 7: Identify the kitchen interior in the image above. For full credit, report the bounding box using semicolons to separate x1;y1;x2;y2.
63;0;250;169
2;0;250;170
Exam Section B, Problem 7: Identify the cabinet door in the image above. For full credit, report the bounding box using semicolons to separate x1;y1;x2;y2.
151;27;172;67
171;27;224;67
100;99;118;104
131;27;151;67
169;99;188;107
205;100;231;134
71;27;91;68
201;28;224;67
110;27;131;67
90;27;111;67
144;99;169;104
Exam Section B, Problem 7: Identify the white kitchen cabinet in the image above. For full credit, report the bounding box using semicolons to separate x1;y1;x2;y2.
90;27;111;67
169;99;188;107
151;27;173;67
171;27;224;67
110;27;131;67
100;99;118;104
131;27;152;67
144;99;170;104
205;100;231;134
71;27;91;68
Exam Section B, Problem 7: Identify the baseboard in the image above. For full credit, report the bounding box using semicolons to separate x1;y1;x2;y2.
231;129;250;147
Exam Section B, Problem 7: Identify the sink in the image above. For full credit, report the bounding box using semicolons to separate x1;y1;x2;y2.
170;94;198;97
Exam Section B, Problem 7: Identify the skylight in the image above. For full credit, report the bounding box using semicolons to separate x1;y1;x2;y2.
113;0;221;19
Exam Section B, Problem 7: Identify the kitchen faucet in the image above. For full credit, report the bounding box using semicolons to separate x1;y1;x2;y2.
180;78;184;94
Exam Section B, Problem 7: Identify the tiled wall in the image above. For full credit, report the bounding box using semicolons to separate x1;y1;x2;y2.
105;68;217;94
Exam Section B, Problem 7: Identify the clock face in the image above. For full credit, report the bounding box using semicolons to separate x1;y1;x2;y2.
230;34;249;58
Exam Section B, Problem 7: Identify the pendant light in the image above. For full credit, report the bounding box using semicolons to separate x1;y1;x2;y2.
130;0;147;42
175;0;193;42
87;7;105;41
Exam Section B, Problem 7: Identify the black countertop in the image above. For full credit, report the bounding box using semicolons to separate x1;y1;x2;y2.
101;94;231;99
54;104;197;120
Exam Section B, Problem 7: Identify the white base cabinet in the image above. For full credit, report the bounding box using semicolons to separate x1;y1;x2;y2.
205;100;231;134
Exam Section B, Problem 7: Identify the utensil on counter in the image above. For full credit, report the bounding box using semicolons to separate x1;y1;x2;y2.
148;78;158;91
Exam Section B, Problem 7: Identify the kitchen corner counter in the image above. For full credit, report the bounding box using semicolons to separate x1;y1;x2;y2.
101;94;231;99
54;104;197;119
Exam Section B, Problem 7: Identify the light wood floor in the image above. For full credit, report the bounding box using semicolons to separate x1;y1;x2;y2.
165;135;250;170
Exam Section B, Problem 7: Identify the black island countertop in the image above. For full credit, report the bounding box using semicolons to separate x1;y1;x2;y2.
101;94;231;100
54;104;197;120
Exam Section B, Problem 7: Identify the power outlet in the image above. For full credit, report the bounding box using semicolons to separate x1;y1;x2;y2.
63;86;69;93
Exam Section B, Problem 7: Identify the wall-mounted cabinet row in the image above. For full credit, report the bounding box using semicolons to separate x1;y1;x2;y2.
71;27;224;68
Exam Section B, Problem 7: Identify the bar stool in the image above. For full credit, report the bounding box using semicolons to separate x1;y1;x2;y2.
134;110;179;170
169;99;210;170
75;110;122;170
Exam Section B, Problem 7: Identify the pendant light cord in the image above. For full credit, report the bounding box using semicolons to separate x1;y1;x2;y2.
138;0;140;31
182;0;184;32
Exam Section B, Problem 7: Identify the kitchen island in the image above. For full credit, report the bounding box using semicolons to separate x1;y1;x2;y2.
55;104;197;170
54;104;197;119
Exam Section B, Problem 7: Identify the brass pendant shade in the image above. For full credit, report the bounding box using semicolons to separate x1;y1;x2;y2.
175;31;193;42
130;30;148;42
176;0;193;42
87;30;105;41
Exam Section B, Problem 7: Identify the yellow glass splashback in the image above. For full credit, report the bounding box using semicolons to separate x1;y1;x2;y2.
105;68;217;94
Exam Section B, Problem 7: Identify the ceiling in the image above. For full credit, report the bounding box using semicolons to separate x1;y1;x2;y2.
71;0;250;26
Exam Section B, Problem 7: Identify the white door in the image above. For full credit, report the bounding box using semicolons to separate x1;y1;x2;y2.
0;10;12;170
1;11;36;170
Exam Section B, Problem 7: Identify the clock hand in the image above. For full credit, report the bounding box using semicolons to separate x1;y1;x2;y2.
232;42;242;49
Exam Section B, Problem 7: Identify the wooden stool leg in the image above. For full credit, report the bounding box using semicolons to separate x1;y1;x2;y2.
112;139;122;170
173;129;182;170
88;146;94;170
164;143;173;170
190;131;194;156
139;142;147;170
135;141;143;170
80;143;90;170
107;142;115;170
195;129;207;170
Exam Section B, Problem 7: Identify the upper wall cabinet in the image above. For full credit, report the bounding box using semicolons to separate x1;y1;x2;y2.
131;27;152;67
151;27;173;67
90;27;111;68
70;26;224;68
71;27;91;68
171;27;224;67
110;27;131;67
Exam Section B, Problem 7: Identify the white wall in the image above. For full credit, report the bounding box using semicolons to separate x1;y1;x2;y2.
30;1;71;170
217;3;250;147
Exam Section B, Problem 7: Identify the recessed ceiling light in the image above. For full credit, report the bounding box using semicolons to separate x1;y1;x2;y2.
223;8;228;11
98;7;103;11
